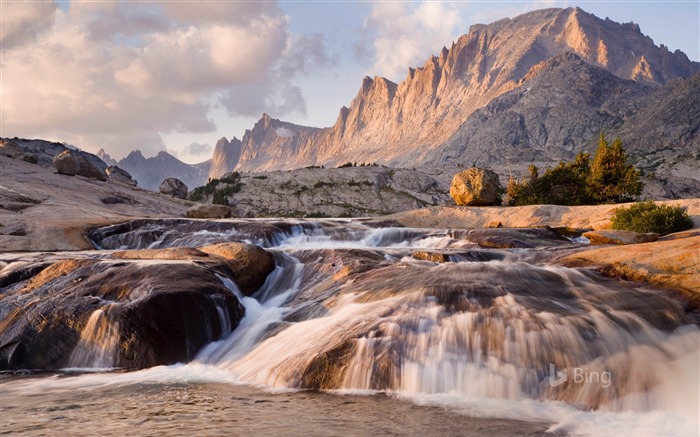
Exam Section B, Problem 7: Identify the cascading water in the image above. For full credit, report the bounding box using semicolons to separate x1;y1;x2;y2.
68;306;120;369
203;261;698;412
4;218;699;436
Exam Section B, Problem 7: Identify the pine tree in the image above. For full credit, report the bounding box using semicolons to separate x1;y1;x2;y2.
587;134;643;203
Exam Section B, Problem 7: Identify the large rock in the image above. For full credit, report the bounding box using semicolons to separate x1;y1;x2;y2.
187;204;233;219
563;235;700;303
583;230;659;245
466;228;572;248
53;150;107;181
0;259;244;370
159;177;188;199
450;168;502;206
198;242;275;296
0;140;34;162
412;251;447;263
106;165;137;186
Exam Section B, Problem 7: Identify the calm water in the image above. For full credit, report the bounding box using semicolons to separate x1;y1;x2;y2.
1;372;553;436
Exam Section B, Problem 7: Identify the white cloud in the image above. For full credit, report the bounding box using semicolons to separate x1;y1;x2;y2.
1;1;332;160
363;1;464;81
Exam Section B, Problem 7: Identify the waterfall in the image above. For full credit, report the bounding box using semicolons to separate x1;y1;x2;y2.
68;307;120;369
201;260;699;413
85;217;700;419
198;254;305;364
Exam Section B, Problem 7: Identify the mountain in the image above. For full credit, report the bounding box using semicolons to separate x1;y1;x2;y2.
96;149;118;167
208;137;242;180
212;7;698;180
117;150;210;191
234;114;321;172
427;52;652;166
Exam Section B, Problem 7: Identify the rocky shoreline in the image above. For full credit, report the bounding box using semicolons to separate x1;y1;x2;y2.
2;151;699;321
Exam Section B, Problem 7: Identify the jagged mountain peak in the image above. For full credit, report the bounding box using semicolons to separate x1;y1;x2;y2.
125;150;145;160
212;6;698;186
208;135;242;180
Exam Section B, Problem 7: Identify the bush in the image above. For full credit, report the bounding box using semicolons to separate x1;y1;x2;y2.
189;172;242;203
610;202;694;235
506;134;643;206
507;156;592;206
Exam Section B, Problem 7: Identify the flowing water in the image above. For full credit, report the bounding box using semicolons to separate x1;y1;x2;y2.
2;219;699;436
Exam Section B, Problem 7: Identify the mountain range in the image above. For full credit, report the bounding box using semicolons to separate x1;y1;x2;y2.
111;7;699;196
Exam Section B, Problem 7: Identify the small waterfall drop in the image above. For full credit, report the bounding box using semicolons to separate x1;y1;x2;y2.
68;307;120;369
197;254;304;364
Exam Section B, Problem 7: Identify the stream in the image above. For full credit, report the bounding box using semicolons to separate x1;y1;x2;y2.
1;218;698;436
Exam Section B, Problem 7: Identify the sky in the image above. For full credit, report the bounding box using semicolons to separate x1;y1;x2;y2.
1;1;698;164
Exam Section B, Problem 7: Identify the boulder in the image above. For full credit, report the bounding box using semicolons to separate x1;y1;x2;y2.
187;204;233;219
0;140;25;158
0;259;244;370
0;140;35;163
563;235;700;301
53;150;108;181
450;168;502;206
467;228;572;249
412;251;447;263
159;177;188;199
106;165;137;186
583;230;659;245
198;242;275;296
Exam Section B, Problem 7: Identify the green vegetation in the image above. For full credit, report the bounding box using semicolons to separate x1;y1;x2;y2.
189;172;242;205
610;202;694;236
506;134;643;206
336;162;379;168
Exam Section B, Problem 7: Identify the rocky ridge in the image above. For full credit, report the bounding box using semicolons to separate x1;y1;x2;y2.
219;7;698;176
202;166;456;218
1;138;107;173
80;7;699;198
117;150;211;192
0;155;191;251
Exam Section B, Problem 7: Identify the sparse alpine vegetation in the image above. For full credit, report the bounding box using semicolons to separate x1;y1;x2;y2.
610;202;694;236
189;172;243;205
506;134;643;206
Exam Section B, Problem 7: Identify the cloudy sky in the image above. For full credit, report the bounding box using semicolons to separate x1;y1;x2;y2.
2;1;698;163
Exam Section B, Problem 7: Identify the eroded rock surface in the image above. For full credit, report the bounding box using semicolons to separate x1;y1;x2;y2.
0;259;244;370
583;230;659;245
187;204;233;219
